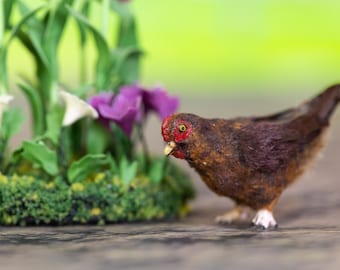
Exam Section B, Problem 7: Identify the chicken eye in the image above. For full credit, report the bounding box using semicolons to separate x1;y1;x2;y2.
178;124;187;132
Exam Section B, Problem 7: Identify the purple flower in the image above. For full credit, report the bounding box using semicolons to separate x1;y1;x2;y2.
88;91;141;136
143;87;180;119
87;92;114;110
119;85;143;121
88;84;179;136
116;84;179;120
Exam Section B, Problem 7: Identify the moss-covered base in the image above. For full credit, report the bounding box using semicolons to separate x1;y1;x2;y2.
0;164;194;226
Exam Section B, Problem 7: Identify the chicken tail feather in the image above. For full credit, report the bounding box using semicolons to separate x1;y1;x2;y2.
308;84;340;124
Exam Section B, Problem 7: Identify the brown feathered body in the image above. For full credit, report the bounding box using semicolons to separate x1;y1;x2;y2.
162;85;340;216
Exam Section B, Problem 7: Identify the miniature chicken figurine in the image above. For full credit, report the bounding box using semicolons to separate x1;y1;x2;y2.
161;85;340;229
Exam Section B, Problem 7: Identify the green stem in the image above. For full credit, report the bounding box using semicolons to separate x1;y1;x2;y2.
101;0;110;40
137;123;150;170
58;127;69;182
0;137;7;171
0;46;7;95
0;1;4;45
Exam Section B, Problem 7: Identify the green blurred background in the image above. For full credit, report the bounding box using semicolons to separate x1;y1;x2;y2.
8;0;340;97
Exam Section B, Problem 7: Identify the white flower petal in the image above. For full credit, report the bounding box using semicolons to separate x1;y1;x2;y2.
60;90;98;127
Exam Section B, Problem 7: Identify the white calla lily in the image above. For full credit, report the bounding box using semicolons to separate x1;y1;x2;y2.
0;94;14;126
60;90;98;127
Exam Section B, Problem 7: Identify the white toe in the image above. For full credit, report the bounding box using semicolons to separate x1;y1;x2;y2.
252;209;277;229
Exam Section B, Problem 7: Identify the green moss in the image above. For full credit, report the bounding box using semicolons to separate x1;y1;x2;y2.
0;163;195;225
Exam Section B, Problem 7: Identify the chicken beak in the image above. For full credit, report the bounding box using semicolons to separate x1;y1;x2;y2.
164;141;176;156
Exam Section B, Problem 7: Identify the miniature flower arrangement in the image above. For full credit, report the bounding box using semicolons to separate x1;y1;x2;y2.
0;0;194;225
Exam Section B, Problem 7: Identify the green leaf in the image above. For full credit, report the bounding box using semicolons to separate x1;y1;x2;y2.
7;3;47;46
44;104;65;145
113;46;142;85
74;0;90;47
87;122;110;154
67;154;109;183
72;83;92;98
16;2;55;106
44;0;73;43
12;3;50;102
18;81;45;136
110;123;133;160
73;1;91;83
119;156;138;185
21;28;50;69
116;14;138;47
42;0;74;81
107;154;118;174
110;0;133;22
0;2;46;93
112;1;141;84
136;154;147;173
3;0;17;29
16;1;50;68
21;140;58;176
67;5;112;90
0;107;24;171
148;157;166;184
1;108;24;140
0;46;8;91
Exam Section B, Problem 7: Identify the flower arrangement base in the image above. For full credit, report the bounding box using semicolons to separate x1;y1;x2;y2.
0;0;194;227
0;164;194;226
